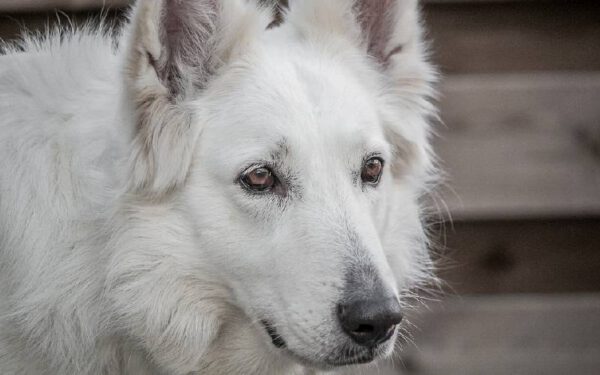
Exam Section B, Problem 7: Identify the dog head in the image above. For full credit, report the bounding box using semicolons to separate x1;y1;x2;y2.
112;0;435;371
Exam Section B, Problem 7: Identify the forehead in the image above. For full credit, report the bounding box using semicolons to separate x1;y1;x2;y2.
201;42;388;164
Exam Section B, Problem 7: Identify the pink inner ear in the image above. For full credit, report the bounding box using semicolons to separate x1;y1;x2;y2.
164;1;184;34
162;0;211;48
356;0;398;64
155;0;219;95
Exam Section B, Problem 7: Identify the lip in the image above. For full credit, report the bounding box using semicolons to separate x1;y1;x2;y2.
285;341;385;369
260;320;287;349
280;348;377;370
324;348;376;366
379;324;397;345
258;320;392;368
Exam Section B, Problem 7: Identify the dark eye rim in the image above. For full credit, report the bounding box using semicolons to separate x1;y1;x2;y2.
361;156;385;186
239;164;279;193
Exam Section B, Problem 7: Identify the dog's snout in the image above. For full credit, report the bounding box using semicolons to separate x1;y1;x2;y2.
337;297;403;348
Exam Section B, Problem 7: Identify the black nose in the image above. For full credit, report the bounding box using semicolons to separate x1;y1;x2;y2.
337;297;403;347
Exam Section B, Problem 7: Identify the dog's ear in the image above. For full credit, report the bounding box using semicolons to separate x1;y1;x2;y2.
125;0;268;198
288;0;436;179
286;0;430;73
354;0;436;179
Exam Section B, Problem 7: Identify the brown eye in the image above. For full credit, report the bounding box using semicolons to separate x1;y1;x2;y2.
361;157;384;185
241;166;276;192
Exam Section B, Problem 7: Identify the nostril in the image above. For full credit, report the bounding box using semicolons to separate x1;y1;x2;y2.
354;324;374;334
337;298;403;347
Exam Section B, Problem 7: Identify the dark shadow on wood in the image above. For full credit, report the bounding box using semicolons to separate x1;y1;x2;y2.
433;218;600;294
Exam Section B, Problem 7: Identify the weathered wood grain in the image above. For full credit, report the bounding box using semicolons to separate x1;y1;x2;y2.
435;73;600;220
400;294;600;375
431;218;600;294
425;0;600;73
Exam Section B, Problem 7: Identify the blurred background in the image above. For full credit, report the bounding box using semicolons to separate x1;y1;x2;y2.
1;0;599;374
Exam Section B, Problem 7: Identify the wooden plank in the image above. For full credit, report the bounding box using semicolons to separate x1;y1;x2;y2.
424;0;600;73
399;294;600;375
435;73;600;220
430;218;600;294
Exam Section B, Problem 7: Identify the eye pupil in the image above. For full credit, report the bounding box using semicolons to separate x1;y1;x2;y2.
254;168;269;179
241;166;276;192
361;158;384;185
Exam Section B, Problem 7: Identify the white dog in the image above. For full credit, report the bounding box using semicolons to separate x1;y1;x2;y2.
0;0;436;373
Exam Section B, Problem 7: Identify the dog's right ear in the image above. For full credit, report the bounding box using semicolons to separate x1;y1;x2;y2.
124;0;268;198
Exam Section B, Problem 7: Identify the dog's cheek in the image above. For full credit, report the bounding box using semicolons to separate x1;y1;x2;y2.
380;191;432;292
108;275;225;373
105;212;231;373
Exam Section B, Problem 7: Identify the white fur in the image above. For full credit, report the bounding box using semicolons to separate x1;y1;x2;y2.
0;0;436;374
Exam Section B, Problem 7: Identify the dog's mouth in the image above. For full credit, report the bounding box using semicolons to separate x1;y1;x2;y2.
324;346;376;366
295;344;381;369
322;338;395;367
260;320;287;349
259;319;391;368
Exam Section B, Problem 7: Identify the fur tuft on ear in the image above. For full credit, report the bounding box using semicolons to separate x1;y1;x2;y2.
124;0;269;198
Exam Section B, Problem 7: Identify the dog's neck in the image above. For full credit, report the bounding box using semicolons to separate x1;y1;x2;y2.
104;200;312;375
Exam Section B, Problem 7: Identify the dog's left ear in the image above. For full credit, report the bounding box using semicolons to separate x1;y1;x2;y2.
288;0;436;179
124;0;269;198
